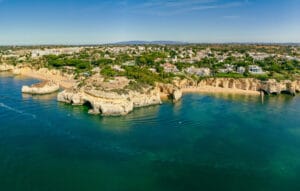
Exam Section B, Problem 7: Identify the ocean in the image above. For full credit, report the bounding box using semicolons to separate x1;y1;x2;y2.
1;72;300;191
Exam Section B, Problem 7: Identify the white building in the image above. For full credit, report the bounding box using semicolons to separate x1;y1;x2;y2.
249;52;271;61
185;66;211;77
161;63;179;73
237;66;246;74
249;65;265;74
218;64;235;73
31;47;82;58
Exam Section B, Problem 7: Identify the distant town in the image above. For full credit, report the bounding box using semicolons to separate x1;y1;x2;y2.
1;44;300;85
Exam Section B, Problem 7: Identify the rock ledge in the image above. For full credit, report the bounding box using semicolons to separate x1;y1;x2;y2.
22;81;60;94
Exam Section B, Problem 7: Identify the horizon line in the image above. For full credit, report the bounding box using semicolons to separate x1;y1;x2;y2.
1;41;300;47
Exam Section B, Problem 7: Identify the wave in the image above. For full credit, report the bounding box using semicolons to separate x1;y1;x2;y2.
0;102;37;119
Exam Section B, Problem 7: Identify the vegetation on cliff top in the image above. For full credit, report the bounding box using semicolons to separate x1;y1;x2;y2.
1;44;299;85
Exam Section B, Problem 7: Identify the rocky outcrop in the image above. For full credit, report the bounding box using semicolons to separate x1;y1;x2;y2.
172;89;183;102
22;81;60;94
0;64;14;71
260;79;300;95
156;83;183;101
58;87;162;116
10;67;76;88
174;78;300;96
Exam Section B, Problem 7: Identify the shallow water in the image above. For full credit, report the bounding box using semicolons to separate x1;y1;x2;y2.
1;72;300;191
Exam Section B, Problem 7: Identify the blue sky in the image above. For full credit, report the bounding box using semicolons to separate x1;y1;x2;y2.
0;0;299;45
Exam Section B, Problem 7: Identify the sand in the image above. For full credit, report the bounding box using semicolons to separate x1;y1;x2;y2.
181;86;260;95
15;67;76;89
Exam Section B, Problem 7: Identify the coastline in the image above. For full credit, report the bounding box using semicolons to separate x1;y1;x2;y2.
11;67;76;89
0;69;290;97
2;68;300;116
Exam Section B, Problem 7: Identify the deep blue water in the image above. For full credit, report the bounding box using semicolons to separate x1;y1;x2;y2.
1;72;300;191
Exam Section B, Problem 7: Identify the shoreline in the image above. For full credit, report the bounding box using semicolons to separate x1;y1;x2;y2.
181;86;261;96
0;70;284;97
20;69;76;89
2;68;299;98
2;68;76;89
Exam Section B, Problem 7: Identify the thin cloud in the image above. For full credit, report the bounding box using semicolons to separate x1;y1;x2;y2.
139;0;216;8
79;0;249;16
131;0;247;16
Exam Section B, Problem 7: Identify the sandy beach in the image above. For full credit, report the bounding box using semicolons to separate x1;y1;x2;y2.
181;86;261;95
14;67;76;89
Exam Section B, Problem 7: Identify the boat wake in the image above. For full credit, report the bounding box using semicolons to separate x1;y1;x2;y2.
0;102;37;119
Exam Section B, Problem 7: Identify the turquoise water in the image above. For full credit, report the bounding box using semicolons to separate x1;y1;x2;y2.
1;72;300;191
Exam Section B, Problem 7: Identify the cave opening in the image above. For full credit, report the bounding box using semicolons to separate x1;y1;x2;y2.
83;101;93;110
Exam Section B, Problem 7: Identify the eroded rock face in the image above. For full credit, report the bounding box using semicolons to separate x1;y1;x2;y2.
174;78;300;95
156;83;183;101
196;78;261;91
129;88;162;108
57;87;162;116
0;64;14;71
22;81;60;94
260;80;300;95
172;89;183;102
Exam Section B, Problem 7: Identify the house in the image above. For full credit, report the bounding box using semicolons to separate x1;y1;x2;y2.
161;63;179;73
185;66;211;77
249;65;264;74
225;64;235;72
237;66;246;74
249;52;271;61
218;64;235;73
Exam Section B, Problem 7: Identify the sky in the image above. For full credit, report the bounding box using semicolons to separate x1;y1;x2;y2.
0;0;300;45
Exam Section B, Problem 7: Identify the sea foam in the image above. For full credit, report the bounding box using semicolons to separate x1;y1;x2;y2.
0;102;37;119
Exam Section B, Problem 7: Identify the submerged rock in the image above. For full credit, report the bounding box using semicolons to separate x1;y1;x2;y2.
22;81;60;94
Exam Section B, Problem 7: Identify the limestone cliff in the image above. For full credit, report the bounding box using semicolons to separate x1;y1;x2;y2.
156;83;183;101
174;78;300;95
22;81;60;94
58;87;162;116
0;64;14;71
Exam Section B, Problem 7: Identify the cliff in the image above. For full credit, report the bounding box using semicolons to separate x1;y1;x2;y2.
174;78;300;96
58;86;162;116
0;64;76;89
22;81;60;95
156;83;183;101
0;64;15;71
